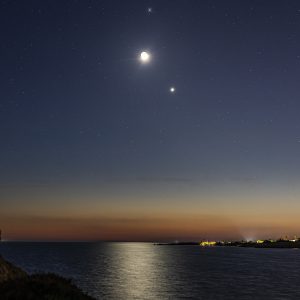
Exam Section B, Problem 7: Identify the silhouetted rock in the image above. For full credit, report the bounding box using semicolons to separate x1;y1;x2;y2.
0;255;95;299
0;255;27;283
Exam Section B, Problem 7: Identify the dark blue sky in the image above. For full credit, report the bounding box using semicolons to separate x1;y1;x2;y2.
1;0;300;240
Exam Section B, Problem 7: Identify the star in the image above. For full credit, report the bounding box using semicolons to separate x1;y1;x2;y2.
147;7;152;13
169;86;176;93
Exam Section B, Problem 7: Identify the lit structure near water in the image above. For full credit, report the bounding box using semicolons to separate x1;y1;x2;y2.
200;241;216;247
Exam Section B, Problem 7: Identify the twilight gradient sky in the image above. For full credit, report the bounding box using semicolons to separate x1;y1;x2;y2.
1;0;300;241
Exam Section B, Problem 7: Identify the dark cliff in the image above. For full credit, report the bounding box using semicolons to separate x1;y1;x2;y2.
0;255;95;299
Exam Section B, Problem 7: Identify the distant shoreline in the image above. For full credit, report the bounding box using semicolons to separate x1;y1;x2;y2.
155;240;300;249
2;240;300;248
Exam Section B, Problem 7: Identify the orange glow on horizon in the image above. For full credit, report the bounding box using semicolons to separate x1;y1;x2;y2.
2;211;300;241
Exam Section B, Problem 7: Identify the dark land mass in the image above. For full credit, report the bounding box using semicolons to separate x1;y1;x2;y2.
230;240;300;248
154;242;199;246
155;240;300;248
0;255;95;300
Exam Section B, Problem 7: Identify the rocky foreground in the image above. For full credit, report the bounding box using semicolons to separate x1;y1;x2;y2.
0;255;95;299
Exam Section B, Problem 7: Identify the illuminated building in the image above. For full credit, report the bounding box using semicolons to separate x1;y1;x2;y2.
200;241;216;247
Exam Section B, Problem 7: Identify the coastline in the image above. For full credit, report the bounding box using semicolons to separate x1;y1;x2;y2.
155;240;300;249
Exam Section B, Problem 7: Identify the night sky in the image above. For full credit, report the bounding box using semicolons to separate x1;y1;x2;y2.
1;0;300;241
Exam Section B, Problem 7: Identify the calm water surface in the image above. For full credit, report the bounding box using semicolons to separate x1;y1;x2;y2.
1;242;300;299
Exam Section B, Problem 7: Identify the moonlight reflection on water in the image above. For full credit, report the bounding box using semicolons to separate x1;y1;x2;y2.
1;242;300;299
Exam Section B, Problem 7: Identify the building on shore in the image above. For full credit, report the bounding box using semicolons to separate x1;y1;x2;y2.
200;241;216;247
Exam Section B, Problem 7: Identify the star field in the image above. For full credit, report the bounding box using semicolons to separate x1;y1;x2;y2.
1;0;300;240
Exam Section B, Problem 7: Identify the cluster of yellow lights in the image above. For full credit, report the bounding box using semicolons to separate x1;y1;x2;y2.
256;240;264;244
256;238;299;244
200;241;216;247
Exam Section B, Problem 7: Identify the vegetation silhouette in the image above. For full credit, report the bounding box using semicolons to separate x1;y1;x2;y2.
0;256;95;300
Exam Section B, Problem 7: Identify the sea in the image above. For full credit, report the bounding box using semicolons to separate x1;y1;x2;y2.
1;242;300;299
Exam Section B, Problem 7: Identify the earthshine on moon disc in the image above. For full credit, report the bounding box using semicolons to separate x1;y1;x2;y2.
140;51;150;63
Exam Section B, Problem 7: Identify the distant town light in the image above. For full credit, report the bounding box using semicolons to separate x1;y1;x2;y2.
200;241;216;247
